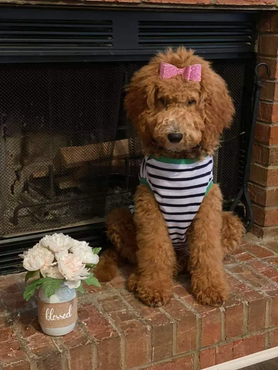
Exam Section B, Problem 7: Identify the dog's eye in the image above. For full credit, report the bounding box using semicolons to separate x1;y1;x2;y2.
187;99;196;106
159;98;169;109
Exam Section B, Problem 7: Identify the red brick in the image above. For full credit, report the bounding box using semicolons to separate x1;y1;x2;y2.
180;293;222;348
264;207;278;226
252;224;278;239
36;353;63;370
125;294;173;361
145;0;209;3
235;252;255;262
249;182;278;207
98;294;149;368
252;143;278;166
259;35;278;57
234;289;264;306
232;334;265;359
240;270;272;289
60;324;94;370
0;326;16;343
227;264;246;274
259;101;278;123
15;311;58;357
252;143;268;166
226;275;251;295
255;122;278;145
265;240;278;253
249;259;278;282
269;328;278;347
253;204;278;227
248;297;268;332
216;342;233;365
67;343;94;370
200;347;215;369
79;304;122;370
163;298;197;354
98;295;126;312
113;312;148;368
0;291;33;312
270;294;278;326
2;361;31;370
248;259;270;271
0;338;28;367
250;164;268;186
84;281;111;294
216;0;275;4
261;81;278;102
143;355;194;370
244;244;274;258
173;281;191;299
253;204;266;226
265;256;278;266
225;298;244;338
259;12;278;33
201;308;221;347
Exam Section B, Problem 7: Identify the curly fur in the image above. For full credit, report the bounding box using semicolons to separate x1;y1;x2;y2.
95;48;245;307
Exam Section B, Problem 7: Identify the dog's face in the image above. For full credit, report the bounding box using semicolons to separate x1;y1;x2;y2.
149;78;204;154
125;48;235;158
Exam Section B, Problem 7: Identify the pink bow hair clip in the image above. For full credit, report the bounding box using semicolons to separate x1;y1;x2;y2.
160;62;202;82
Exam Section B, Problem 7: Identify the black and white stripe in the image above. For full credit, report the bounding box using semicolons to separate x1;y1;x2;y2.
139;155;213;249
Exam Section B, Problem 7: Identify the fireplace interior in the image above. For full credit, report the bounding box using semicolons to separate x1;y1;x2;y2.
0;7;257;273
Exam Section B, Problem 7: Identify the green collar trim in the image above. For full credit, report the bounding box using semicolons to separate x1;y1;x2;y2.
151;155;200;164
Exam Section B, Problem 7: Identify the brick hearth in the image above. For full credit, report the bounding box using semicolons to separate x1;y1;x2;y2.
1;236;278;370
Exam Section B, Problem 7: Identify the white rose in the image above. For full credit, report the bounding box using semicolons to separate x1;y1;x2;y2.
57;254;89;281
21;244;54;271
40;233;73;254
64;280;81;289
55;249;69;260
41;265;64;279
71;241;99;265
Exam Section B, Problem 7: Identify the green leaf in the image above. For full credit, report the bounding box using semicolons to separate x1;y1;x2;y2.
41;278;63;298
86;263;96;269
76;284;85;294
23;278;44;301
25;270;39;283
84;274;101;288
92;247;101;255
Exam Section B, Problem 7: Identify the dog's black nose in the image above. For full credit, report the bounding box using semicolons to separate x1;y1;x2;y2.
168;133;183;143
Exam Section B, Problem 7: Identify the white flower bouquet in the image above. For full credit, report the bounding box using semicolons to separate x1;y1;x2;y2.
20;233;101;301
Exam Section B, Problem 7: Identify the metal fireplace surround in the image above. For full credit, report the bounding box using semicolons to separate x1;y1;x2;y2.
0;6;258;274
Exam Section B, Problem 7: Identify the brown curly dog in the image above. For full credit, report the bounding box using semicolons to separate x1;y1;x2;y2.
95;48;245;307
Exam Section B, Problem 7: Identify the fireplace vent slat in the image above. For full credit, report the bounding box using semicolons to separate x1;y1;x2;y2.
138;21;254;51
0;19;113;49
0;8;257;62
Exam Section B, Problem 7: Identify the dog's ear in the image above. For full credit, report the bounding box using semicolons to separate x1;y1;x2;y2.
199;63;235;153
124;64;158;126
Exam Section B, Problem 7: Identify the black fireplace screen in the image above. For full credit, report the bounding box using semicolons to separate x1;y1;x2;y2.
0;60;246;239
0;6;258;273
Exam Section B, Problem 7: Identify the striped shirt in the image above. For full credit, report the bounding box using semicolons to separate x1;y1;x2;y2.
139;155;213;250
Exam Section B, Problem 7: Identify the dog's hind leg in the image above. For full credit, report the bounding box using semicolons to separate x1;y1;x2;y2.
94;207;137;282
221;212;245;256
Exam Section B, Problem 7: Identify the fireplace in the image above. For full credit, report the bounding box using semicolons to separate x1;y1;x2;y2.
0;6;257;273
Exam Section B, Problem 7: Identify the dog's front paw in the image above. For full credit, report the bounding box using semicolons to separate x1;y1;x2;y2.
191;276;229;306
128;274;172;307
